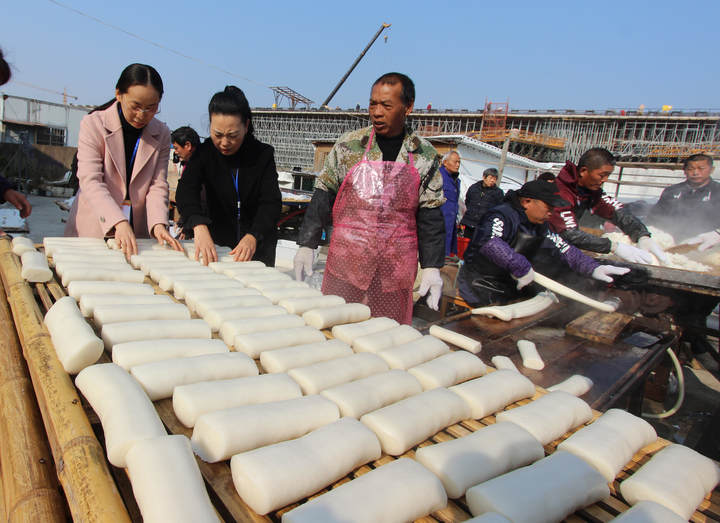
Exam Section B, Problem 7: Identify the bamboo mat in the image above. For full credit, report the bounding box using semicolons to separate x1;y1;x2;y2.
2;242;719;523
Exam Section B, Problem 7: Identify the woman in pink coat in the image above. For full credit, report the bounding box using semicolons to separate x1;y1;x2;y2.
65;63;181;257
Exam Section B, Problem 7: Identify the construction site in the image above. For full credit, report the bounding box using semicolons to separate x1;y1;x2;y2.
254;99;720;172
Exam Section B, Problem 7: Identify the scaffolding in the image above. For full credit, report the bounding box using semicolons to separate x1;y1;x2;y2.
253;109;720;170
269;87;314;110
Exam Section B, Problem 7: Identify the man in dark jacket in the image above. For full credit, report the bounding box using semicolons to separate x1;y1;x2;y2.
647;153;720;244
460;168;503;240
549;148;667;265
457;180;628;307
439;150;461;257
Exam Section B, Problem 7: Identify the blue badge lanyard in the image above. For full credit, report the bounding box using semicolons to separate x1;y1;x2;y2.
125;137;141;200
232;168;241;219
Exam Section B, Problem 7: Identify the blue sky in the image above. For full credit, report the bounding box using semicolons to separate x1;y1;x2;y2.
2;0;717;134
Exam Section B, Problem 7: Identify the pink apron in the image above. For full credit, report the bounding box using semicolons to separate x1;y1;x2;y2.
323;129;420;324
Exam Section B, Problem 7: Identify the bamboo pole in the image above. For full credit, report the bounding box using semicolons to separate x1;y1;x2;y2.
0;240;130;523
0;272;67;522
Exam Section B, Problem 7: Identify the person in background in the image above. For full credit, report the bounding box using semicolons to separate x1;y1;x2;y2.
293;72;445;323
647;153;720;371
549;148;667;265
0;48;32;235
64;63;180;257
537;171;555;182
460;167;503;240
176;86;281;265
648;154;720;245
457;179;628;307
171;126;200;174
439;150;461;258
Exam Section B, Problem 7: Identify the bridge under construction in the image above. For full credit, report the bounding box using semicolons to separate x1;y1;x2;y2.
253;106;720;171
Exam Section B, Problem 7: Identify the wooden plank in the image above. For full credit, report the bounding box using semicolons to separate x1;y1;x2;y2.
565;311;633;344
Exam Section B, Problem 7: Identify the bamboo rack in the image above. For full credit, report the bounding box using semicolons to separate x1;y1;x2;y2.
0;273;66;522
0;239;130;523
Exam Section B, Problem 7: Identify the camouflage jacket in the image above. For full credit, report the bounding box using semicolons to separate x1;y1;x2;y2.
315;126;445;208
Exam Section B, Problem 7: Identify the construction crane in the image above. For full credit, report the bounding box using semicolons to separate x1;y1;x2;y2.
321;22;391;108
12;81;78;104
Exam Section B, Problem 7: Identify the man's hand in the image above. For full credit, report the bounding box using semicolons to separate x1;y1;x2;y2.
614;242;653;265
113;220;138;259
192;224;217;265
686;230;720;251
293;246;315;281
3;189;32;218
638;236;668;264
418;268;443;310
591;265;630;283
231;234;257;262
513;268;535;290
152;223;183;251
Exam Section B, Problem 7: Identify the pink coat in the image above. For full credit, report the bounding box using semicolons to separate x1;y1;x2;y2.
65;102;171;238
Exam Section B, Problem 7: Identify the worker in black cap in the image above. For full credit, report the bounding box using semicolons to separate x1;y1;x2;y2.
457;179;629;307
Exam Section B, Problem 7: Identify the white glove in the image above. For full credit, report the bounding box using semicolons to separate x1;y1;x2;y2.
418;268;443;311
514;268;535;290
293;246;315;281
638;236;668;264
591;265;630;283
614;242;654;265
686;230;720;251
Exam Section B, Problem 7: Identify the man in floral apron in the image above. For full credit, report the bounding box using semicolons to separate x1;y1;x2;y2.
294;73;446;324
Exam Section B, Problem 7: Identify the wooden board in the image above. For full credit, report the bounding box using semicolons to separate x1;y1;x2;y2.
565;310;634;344
9;247;719;523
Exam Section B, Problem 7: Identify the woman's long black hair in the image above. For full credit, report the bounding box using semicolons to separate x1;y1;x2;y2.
208;85;254;135
91;63;164;114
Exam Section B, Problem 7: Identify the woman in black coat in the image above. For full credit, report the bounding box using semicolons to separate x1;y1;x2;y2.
176;86;281;265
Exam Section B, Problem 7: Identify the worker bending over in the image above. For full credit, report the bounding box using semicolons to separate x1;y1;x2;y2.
294;72;445;324
457;180;628;307
549;148;667;264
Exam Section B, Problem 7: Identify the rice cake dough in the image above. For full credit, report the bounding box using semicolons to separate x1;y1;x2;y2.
191;395;339;462
491;355;519;372
415;421;544;498
278;294;345;315
558;408;657;482
218;314;305;345
173;373;302;428
130;352;258;400
234;326;326;358
231;418;381;515
495;391;593;445
466;451;610;522
126;435;219;523
517;339;544;370
93;303;190;326
547;374;593;397
259;339;353;373
112;338;228;370
288;353;389;394
281;458;447;523
75;363;166;467
377;335;450;370
351;325;422;353
302;303;371;329
79;293;173;317
320;370;423;418
408;351;487;390
609;501;686;523
20;250;52;282
449;370;536;419
360;388;471;456
67;281;154;300
330;316;399;345
428;325;482;353
101;319;211;350
44;296;104;374
619;444;720;520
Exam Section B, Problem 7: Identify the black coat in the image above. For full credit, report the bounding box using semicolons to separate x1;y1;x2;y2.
460;181;504;228
176;135;282;265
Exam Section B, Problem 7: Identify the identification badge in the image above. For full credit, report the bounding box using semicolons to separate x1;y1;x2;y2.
121;200;131;221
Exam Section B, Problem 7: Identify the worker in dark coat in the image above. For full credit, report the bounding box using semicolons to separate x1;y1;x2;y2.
176;86;281;266
460;168;503;240
439;150;461;257
549;148;668;265
457;180;628;307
